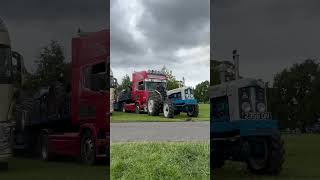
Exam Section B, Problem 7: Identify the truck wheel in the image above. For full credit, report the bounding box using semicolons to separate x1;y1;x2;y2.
0;162;8;171
147;93;161;116
41;133;52;161
246;134;285;174
135;104;141;114
81;131;96;165
187;105;199;117
163;99;174;118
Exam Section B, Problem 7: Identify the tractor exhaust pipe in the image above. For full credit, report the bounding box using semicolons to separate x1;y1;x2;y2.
232;49;240;80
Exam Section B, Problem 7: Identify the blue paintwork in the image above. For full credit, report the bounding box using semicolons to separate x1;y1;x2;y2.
211;119;278;137
172;99;198;105
169;99;198;113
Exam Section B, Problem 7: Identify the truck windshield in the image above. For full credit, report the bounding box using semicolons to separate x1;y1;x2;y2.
145;81;166;91
0;47;12;84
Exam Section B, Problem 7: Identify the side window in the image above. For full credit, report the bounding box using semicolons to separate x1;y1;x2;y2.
82;62;108;91
137;81;144;90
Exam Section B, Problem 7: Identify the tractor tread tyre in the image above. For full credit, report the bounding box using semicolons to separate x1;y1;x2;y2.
163;99;174;118
80;131;96;165
247;133;285;175
187;104;199;117
147;92;162;116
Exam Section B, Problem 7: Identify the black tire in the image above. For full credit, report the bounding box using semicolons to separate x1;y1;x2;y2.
135;103;141;114
80;131;96;165
187;105;199;117
41;133;52;161
163;99;174;118
147;92;162;116
0;162;8;171
246;133;285;175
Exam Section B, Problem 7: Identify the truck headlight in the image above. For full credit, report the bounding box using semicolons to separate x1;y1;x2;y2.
241;102;251;112
257;103;266;112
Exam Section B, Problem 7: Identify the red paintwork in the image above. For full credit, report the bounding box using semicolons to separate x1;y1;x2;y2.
124;71;166;112
47;30;110;159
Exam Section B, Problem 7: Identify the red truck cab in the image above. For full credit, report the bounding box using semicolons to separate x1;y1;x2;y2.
40;30;110;165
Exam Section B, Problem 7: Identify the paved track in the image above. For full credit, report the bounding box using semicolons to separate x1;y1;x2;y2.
111;121;209;142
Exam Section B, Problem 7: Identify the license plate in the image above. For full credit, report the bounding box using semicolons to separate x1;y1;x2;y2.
242;112;272;120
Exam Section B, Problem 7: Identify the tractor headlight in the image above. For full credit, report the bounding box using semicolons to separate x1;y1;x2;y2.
241;102;251;113
257;103;266;112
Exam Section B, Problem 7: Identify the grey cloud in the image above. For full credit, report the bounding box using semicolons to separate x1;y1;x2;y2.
1;0;109;72
111;0;209;70
212;0;320;82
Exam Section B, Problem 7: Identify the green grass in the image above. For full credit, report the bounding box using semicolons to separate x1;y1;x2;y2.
111;142;210;180
111;104;209;122
0;158;107;180
214;134;320;180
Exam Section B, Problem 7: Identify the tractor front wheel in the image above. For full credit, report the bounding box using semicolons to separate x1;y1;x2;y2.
163;99;174;118
187;104;199;117
246;133;285;174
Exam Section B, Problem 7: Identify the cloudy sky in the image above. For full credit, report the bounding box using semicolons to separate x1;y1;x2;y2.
111;0;210;87
0;0;108;73
212;0;320;83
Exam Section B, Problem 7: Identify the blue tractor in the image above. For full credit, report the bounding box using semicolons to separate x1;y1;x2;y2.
167;87;199;117
210;78;285;174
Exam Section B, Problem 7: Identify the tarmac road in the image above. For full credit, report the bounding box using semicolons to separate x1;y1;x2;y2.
110;121;209;142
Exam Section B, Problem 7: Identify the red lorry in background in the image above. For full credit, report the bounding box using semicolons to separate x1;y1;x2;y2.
14;30;110;165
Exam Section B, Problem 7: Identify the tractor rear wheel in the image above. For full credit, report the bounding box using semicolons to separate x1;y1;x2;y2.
187;104;199;117
147;93;161;116
163;99;174;118
246;133;285;174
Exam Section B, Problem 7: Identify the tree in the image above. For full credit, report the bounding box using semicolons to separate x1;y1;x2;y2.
35;40;65;86
118;74;131;91
194;80;210;103
161;66;179;90
272;59;320;129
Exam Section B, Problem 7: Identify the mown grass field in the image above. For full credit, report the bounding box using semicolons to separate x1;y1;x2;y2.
111;142;210;180
0;158;107;180
214;134;320;180
111;103;209;122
